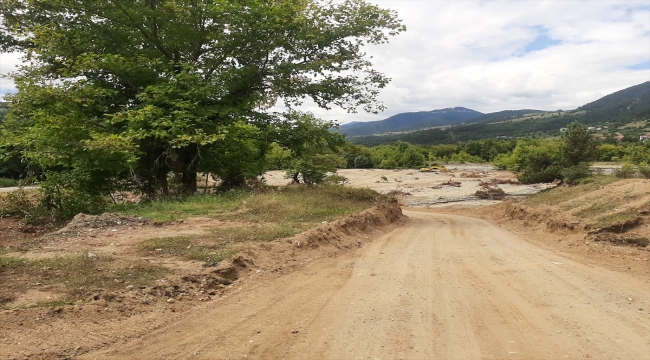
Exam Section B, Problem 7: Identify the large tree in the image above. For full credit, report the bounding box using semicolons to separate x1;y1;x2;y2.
0;0;404;196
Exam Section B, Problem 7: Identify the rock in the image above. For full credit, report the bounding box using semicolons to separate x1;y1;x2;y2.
166;298;175;304
291;330;299;334
87;252;97;259
125;285;134;290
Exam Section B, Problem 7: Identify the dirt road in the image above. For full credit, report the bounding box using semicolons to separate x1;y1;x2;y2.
86;209;650;360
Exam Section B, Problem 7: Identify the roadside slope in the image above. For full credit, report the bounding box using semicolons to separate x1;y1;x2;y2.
85;210;650;360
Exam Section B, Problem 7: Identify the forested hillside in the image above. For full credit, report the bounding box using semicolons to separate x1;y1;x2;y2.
350;81;650;146
338;107;482;136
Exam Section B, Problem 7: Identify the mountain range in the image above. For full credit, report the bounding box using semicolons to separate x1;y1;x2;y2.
345;81;650;146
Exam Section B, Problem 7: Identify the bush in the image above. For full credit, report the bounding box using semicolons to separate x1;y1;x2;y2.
353;155;373;169
614;163;637;179
400;148;425;168
0;189;42;219
39;171;110;221
562;163;591;185
637;162;650;179
0;177;19;187
492;153;515;170
517;165;563;184
379;158;398;169
324;173;349;185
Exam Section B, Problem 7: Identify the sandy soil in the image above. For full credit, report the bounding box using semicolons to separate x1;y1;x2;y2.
265;166;555;206
82;209;650;359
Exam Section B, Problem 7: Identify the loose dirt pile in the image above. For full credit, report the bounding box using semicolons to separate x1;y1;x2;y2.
474;187;506;200
53;213;151;236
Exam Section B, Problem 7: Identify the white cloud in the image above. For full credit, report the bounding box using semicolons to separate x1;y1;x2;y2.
1;0;648;121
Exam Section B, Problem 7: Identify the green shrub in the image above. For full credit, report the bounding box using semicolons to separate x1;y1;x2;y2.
614;163;637;179
637;162;650;179
0;189;43;219
0;178;18;188
492;153;515;170
353;155;373;169
379;158;398;169
562;163;591;185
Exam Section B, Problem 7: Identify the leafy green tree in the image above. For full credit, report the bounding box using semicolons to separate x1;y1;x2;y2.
353;155;374;169
277;112;346;184
0;0;405;201
400;147;425;168
560;122;598;166
509;140;563;184
265;143;292;171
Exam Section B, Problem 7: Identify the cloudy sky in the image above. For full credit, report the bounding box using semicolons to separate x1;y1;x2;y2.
1;0;649;124
294;0;650;123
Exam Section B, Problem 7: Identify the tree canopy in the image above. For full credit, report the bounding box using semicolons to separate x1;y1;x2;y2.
0;0;404;199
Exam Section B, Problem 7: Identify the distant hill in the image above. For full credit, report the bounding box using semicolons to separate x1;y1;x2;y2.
575;81;650;125
470;109;546;124
338;107;483;136
350;81;650;146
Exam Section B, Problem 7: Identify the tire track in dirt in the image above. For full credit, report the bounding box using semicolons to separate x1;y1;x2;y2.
84;209;650;360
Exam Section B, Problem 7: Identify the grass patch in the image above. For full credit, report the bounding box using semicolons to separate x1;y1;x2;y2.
128;185;386;264
139;223;307;263
572;200;622;219
139;236;239;263
593;202;650;227
623;237;649;247
0;253;169;303
525;175;618;206
0;178;18;188
112;185;385;223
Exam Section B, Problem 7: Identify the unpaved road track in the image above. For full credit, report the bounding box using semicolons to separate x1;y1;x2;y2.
86;209;650;359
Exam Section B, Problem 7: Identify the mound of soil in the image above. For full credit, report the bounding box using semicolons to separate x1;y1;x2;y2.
210;202;405;282
474;187;506;200
53;213;151;236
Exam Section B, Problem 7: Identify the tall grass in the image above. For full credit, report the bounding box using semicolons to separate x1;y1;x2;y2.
111;185;385;223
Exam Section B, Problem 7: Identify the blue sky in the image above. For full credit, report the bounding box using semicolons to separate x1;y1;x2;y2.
522;28;562;53
1;0;649;122
627;60;650;70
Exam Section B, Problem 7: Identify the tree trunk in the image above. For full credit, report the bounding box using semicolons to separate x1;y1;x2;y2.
179;144;199;194
181;169;197;193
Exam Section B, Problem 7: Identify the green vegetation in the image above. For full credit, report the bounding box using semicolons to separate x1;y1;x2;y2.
139;236;242;264
350;82;650;147
113;185;384;222
0;178;18;187
592;200;650;228
125;184;387;268
524;175;618;206
0;253;168;306
0;0;404;217
620;237;649;247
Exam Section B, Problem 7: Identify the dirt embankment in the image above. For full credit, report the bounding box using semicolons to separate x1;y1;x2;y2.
0;202;404;360
450;179;650;278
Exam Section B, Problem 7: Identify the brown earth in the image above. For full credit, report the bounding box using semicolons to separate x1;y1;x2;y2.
80;209;649;360
1;178;649;359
